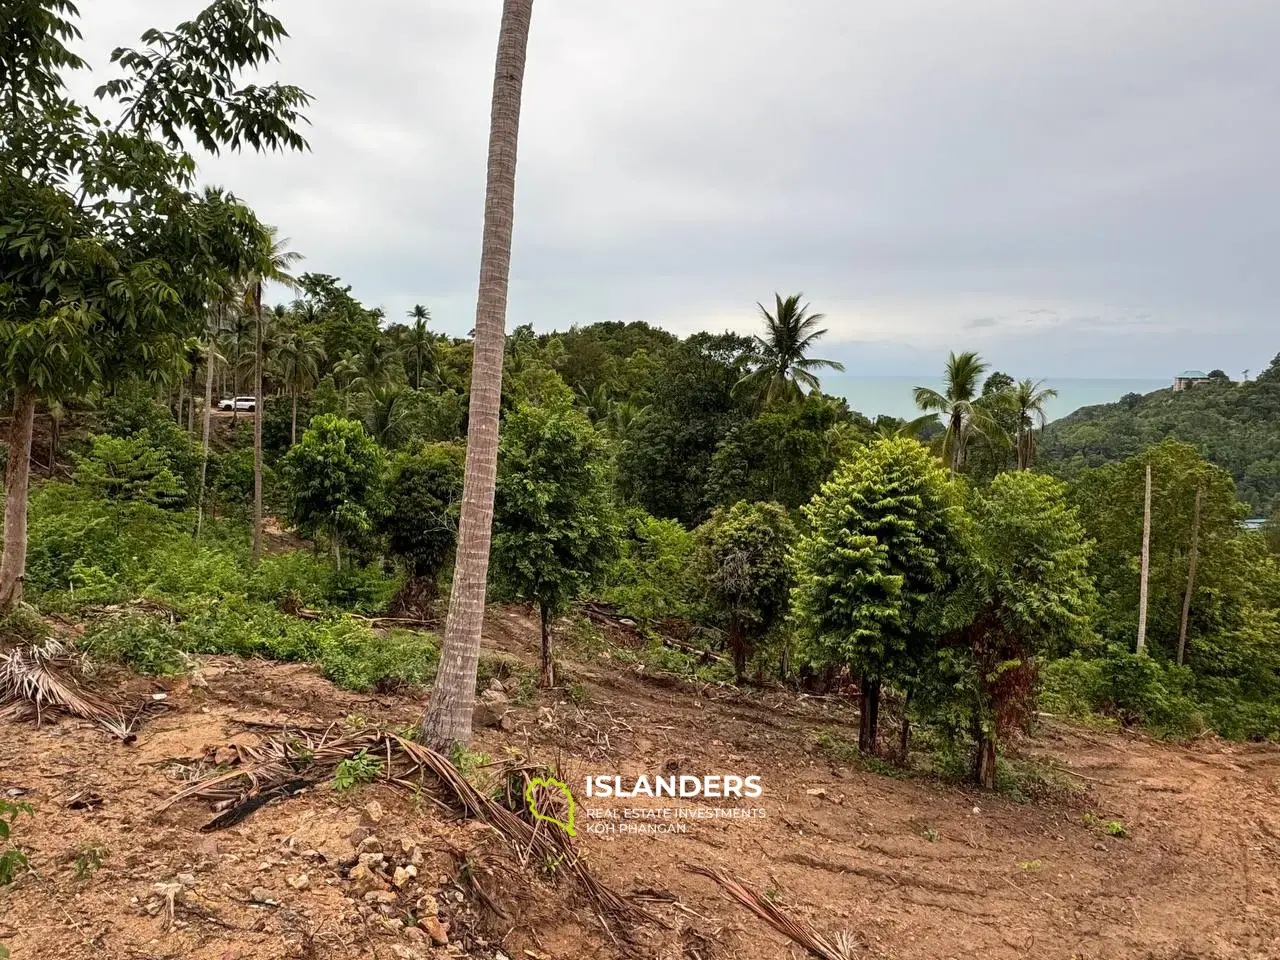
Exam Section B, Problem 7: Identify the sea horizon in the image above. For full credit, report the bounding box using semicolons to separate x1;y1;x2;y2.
822;375;1170;423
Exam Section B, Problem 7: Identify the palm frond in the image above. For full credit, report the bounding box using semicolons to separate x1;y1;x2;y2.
0;639;155;741
913;386;948;412
690;865;859;960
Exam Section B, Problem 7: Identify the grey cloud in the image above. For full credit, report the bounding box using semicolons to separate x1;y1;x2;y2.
70;0;1280;376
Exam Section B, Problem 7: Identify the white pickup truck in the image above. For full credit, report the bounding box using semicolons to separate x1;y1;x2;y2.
217;396;257;412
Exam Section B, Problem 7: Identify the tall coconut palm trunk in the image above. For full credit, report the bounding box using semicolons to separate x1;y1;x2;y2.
196;311;218;539
422;0;533;750
0;388;37;611
252;282;265;564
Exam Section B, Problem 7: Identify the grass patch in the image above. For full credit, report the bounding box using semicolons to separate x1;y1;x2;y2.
813;731;910;779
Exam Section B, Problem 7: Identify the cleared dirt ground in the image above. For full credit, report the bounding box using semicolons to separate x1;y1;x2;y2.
2;606;1278;959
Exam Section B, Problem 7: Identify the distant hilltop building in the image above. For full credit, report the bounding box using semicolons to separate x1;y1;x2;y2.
1172;370;1212;391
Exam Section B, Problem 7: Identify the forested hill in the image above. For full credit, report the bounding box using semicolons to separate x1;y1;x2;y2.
1040;354;1280;516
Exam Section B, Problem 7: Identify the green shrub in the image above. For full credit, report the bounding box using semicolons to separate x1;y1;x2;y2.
0;798;33;886
332;749;382;790
91;389;203;501
81;615;189;675
1040;654;1106;718
325;564;402;615
179;597;321;663
1099;650;1204;738
600;509;695;622
315;625;438;692
72;432;185;508
0;607;49;645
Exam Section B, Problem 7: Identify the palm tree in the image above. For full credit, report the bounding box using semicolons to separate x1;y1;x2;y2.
197;289;234;538
404;304;435;390
271;328;325;444
873;413;938;441
913;351;1002;475
226;307;255;423
334;337;398;394
246;226;303;563
1011;378;1057;470
422;0;534;750
357;383;419;448
736;293;845;408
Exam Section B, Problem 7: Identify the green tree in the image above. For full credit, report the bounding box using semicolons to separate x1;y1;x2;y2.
706;395;856;510
1071;439;1247;660
0;0;309;610
792;437;966;753
247;227;303;563
72;432;186;509
736;293;845;408
601;508;695;622
280;415;385;569
693;501;795;682
379;442;464;613
1040;353;1280;516
956;472;1095;787
334;337;400;394
355;383;421;449
291;273;381;369
619;332;752;525
913;352;1005;476
491;402;616;687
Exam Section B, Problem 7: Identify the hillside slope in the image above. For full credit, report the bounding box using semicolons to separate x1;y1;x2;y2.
1040;354;1280;515
3;606;1280;959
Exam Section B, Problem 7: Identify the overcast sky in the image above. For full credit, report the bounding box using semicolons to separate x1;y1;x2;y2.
72;1;1279;377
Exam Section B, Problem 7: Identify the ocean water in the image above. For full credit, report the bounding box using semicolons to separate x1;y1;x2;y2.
823;376;1170;423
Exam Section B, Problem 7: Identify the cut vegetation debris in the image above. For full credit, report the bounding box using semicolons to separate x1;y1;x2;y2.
691;865;860;960
161;723;655;936
0;639;163;741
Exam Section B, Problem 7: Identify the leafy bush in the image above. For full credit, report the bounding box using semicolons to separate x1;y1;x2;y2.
315;625;438;692
81;615;189;675
693;500;795;681
179;596;323;663
1040;654;1107;719
379;441;464;584
1099;650;1205;738
91;389;203;500
280;415;385;565
0;798;32;886
0;607;49;645
72;431;186;508
324;564;403;615
332;749;382;790
600;508;694;622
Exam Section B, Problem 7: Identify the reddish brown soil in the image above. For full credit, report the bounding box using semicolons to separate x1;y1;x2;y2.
3;606;1278;960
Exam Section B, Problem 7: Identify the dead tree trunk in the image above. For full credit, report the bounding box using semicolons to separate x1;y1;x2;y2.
539;602;554;688
1136;463;1153;656
252;283;265;564
1177;485;1203;666
196;312;218;538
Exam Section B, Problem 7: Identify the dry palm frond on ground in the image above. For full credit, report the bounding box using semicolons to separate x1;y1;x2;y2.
690;865;860;960
0;639;152;741
160;723;654;934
